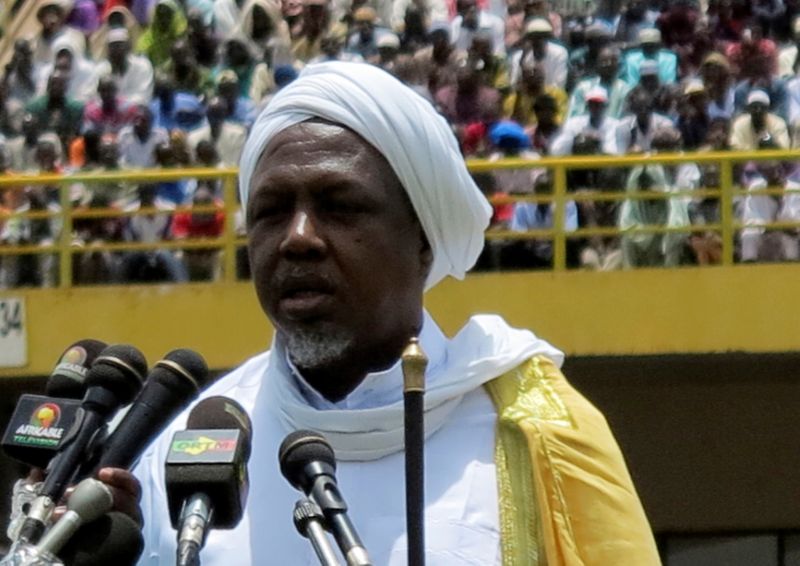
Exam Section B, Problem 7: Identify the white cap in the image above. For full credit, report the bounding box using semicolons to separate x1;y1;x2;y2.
639;28;661;44
377;33;400;48
747;89;770;106
586;86;608;103
107;28;130;44
525;18;553;34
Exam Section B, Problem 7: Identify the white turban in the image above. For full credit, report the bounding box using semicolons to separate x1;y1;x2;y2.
238;61;492;290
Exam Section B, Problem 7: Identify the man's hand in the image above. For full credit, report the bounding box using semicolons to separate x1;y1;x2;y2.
97;468;144;528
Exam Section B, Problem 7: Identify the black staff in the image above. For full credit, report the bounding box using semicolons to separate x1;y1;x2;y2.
401;338;428;566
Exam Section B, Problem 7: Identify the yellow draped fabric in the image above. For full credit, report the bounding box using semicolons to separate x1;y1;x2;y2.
484;356;661;566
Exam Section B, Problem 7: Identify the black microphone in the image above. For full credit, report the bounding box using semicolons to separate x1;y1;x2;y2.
2;339;107;469
279;431;372;566
165;396;252;566
89;348;211;473
19;344;147;544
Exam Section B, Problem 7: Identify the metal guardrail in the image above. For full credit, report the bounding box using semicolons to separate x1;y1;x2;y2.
0;149;798;286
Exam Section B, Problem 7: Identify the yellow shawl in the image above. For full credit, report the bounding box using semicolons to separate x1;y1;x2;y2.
484;356;661;565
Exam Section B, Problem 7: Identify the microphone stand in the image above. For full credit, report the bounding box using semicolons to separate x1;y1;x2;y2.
401;338;427;566
293;499;341;566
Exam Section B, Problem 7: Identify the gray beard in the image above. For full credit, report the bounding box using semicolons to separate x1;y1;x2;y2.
283;324;356;371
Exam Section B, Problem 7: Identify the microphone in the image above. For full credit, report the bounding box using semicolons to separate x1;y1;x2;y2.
165;397;252;566
33;478;114;559
279;431;373;566
59;511;144;566
19;344;147;544
2;339;107;469
89;348;211;473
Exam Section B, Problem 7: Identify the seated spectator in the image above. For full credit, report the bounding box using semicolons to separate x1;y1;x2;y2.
90;6;142;61
621;28;678;86
292;0;343;64
615;0;657;45
149;75;205;133
120;183;187;283
118;105;170;167
487;120;539;195
398;6;428;55
779;16;800;78
528;93;561;153
346;7;385;62
162;39;215;99
504;61;566;128
216;71;257;129
187;97;247;168
308;29;363;64
215;37;274;103
0;81;25;138
688;165;723;265
413;23;465;96
68;127;102;169
567;23;612;90
677;80;711;150
568;46;631;120
730;90;790;150
137;0;188;67
509;18;568;89
376;34;401;72
32;1;87;67
619;164;689;268
153;141;189;204
434;58;501;134
700;116;732;152
186;9;220;68
36;33;99;103
725;24;778;80
701;52;736;120
26;72;85;146
71;192;126;286
551;86;617;155
740;161;800;262
171;185;225;281
753;0;787;39
467;32;511;92
6;114;45;173
451;0;506;58
611;89;674;154
96;28;154;105
3;40;37;104
503;170;578;269
83;77;137;135
657;1;709;77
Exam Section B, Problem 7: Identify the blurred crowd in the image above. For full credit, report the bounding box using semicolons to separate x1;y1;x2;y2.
1;0;800;286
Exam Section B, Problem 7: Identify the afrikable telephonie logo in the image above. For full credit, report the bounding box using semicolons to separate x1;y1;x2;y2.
54;346;90;381
13;403;65;447
171;436;237;457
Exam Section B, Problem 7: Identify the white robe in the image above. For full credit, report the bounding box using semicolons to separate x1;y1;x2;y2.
134;313;562;565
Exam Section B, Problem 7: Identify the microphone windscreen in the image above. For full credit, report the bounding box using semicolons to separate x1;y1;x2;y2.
279;430;336;490
159;349;211;390
59;512;144;566
86;345;148;405
46;340;108;399
186;397;252;459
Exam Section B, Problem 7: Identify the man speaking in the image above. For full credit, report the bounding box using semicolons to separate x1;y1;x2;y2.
132;62;660;565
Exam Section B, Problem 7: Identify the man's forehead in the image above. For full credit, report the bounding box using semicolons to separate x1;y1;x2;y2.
259;121;379;169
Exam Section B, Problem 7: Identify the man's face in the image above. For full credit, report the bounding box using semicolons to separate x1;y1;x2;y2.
154;4;173;31
133;108;152;135
246;121;431;374
108;40;129;63
597;50;618;81
457;0;478;29
47;75;67;99
39;6;63;36
749;102;768;124
99;80;116;106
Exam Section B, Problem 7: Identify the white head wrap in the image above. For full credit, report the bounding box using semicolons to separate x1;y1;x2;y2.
238;61;492;290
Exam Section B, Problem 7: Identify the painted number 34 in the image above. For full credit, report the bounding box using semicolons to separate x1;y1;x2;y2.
0;301;22;338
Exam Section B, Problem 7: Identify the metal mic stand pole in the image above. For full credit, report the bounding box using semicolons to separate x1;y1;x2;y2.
401;338;427;566
293;499;342;566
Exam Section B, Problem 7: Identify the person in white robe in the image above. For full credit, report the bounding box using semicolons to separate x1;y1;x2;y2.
128;62;659;566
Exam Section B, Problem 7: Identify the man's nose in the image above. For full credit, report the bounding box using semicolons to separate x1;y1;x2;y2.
279;211;326;257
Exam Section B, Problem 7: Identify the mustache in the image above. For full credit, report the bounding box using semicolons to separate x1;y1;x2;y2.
271;267;337;294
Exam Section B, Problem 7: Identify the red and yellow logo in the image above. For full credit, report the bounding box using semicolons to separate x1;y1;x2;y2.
30;403;61;429
59;346;87;366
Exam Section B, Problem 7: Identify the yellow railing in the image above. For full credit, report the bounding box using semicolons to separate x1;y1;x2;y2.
0;149;799;288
